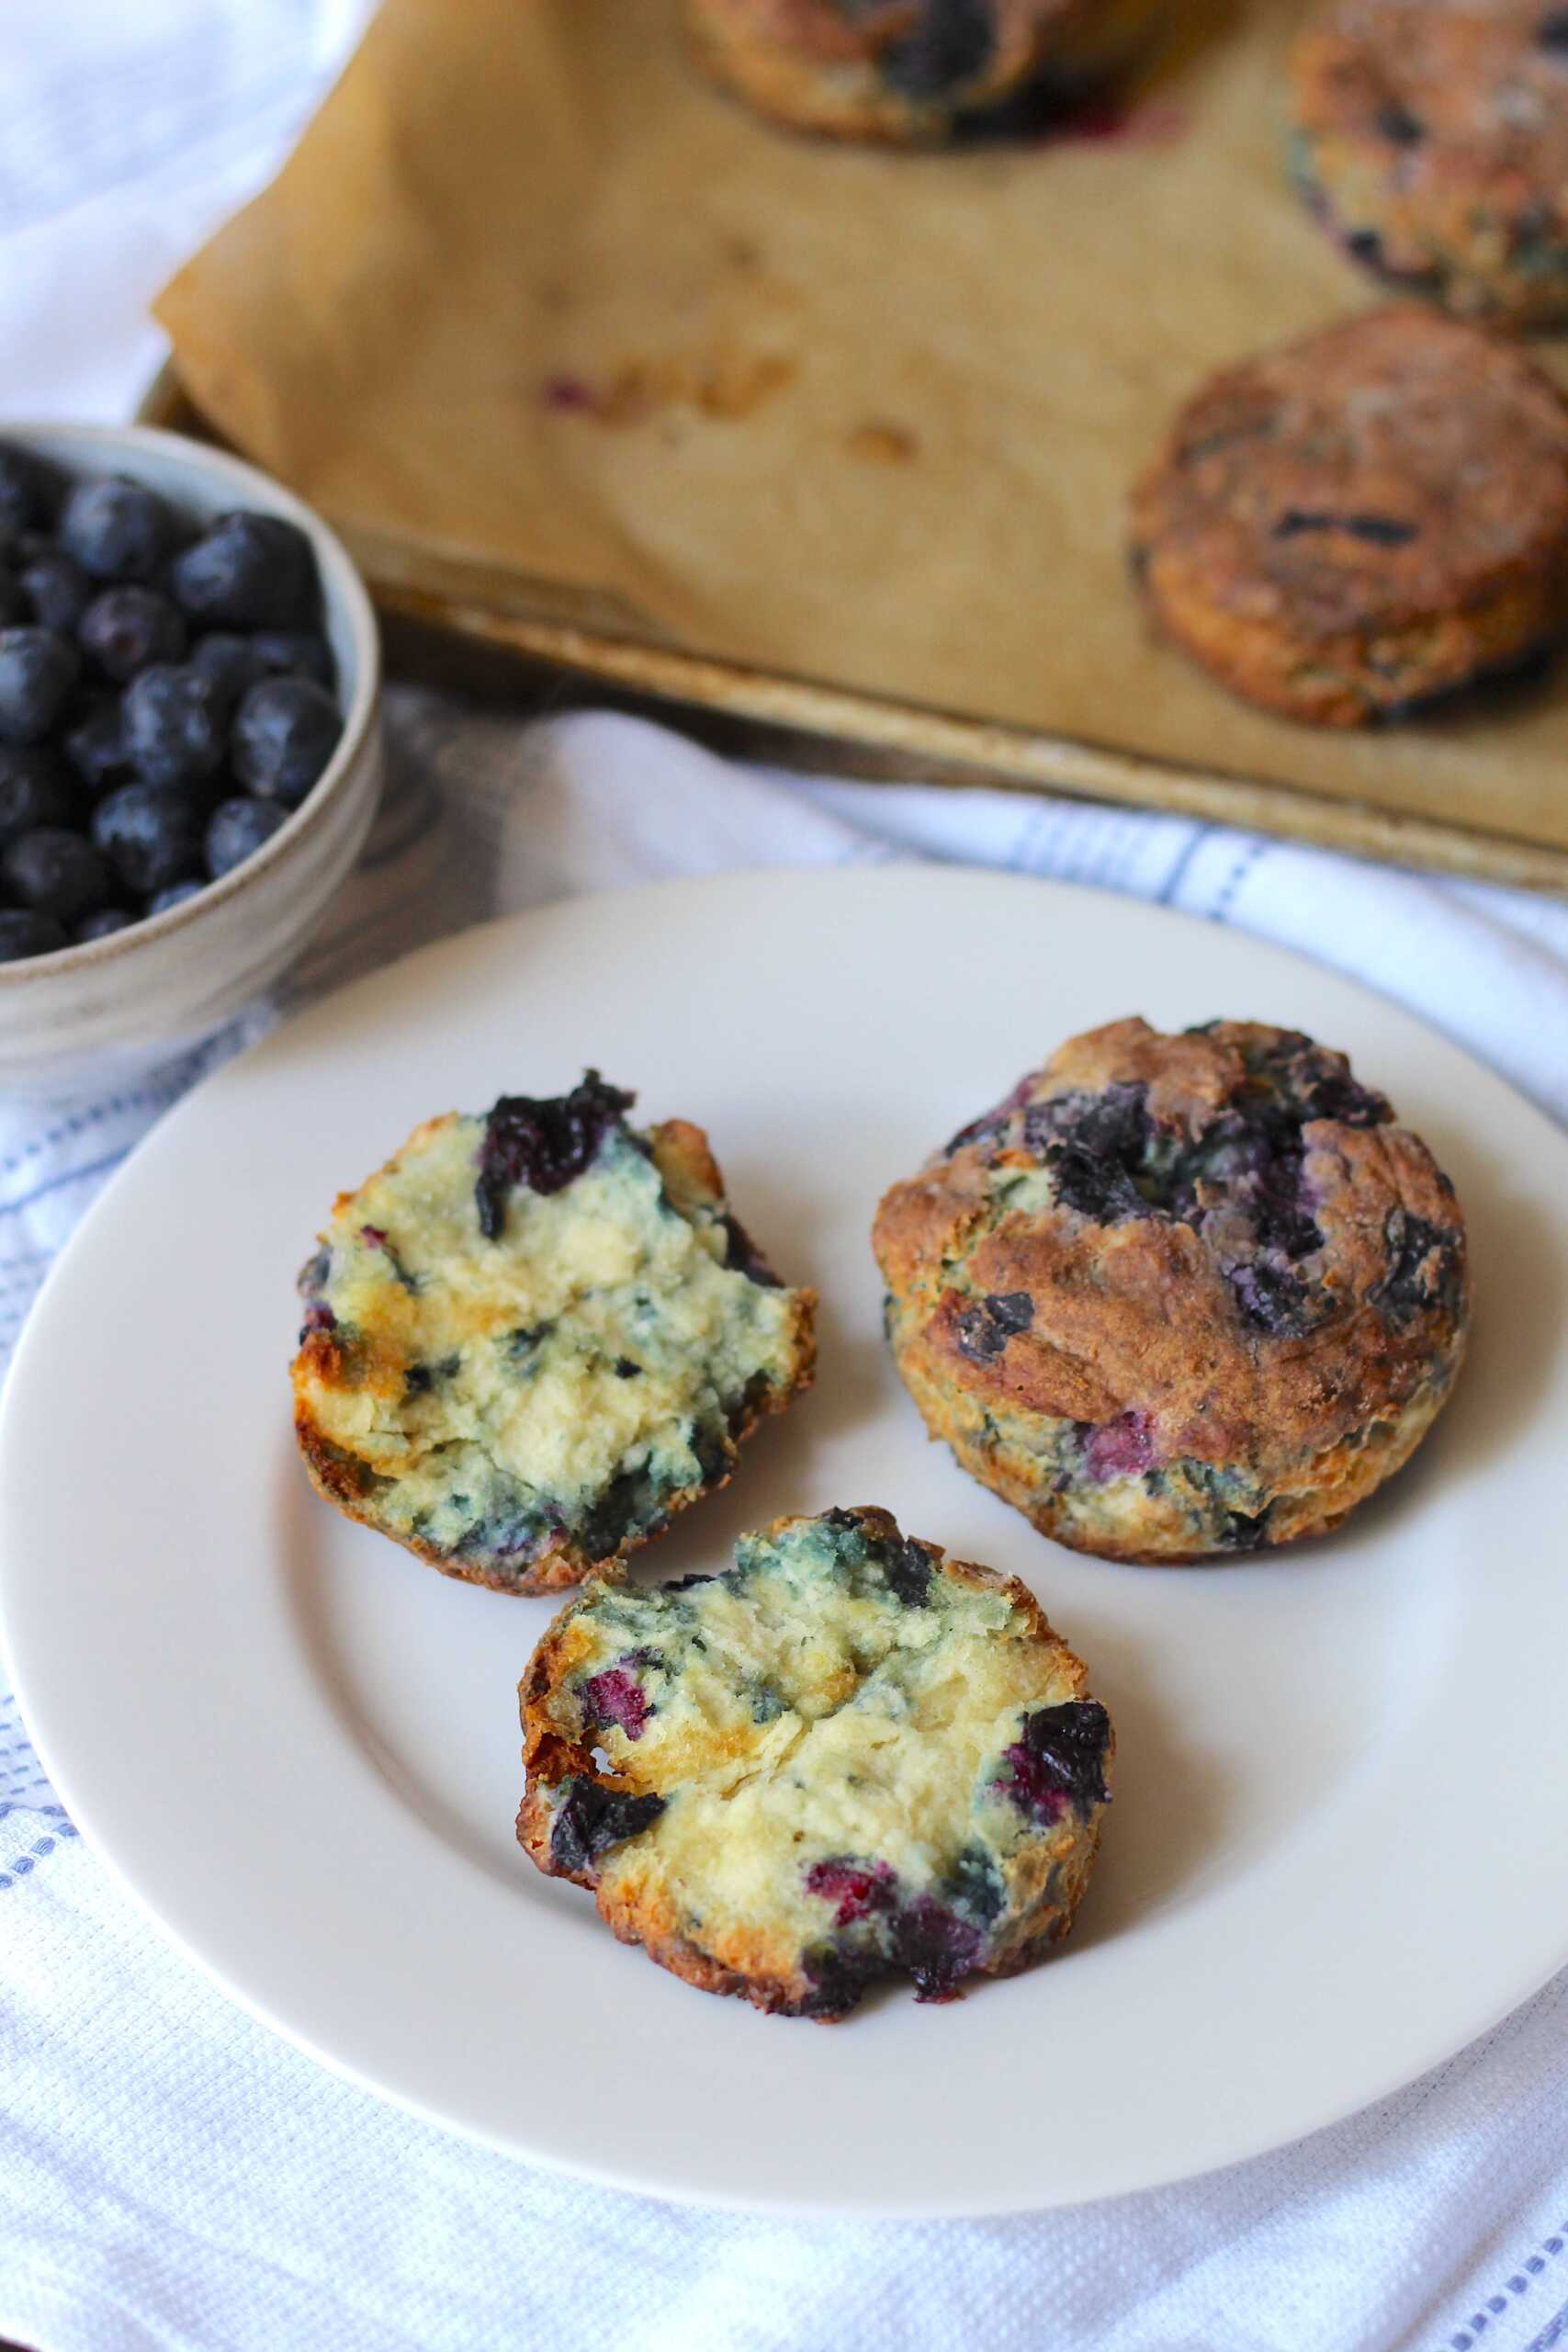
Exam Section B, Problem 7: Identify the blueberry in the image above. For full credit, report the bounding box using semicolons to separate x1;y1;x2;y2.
1540;9;1568;51
249;628;335;690
0;575;24;628
0;744;73;845
73;906;133;944
888;1896;985;2002
0;628;80;743
1026;1084;1154;1224
1371;1210;1464;1327
204;794;289;879
548;1777;666;1874
91;783;205;895
58;474;173;582
953;1290;1033;1364
880;0;995;99
476;1072;636;1238
146;878;206;917
62;695;129;793
79;585;186;681
1;827;114;923
1375;102;1424;145
121;664;225;787
20;550;91;634
720;1210;782;1286
231;674;342;806
579;1665;654;1741
0;446;54;537
883;1536;935;1607
804;1857;897;1926
188;632;261;708
997;1701;1111;1824
0;908;68;962
170;512;315;628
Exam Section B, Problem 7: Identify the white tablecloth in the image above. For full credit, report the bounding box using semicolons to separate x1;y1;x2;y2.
5;10;1568;2350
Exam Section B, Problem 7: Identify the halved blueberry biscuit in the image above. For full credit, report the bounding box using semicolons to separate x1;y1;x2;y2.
1130;307;1568;726
683;0;1168;144
1290;0;1568;331
519;1505;1111;2017
292;1074;816;1595
873;1019;1468;1562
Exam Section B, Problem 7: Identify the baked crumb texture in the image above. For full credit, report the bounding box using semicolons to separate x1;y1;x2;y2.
292;1076;816;1595
519;1505;1112;2017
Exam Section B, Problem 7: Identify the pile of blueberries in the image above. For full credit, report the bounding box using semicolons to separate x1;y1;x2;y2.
0;442;345;963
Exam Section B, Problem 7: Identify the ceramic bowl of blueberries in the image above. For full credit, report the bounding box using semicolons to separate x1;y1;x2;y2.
0;423;382;1094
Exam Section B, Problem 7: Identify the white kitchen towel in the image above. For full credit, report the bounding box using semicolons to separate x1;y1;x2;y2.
6;5;1568;2348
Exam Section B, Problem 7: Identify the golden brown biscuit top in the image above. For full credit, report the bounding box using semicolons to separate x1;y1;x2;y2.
1131;309;1568;640
1294;0;1568;200
873;1018;1467;1470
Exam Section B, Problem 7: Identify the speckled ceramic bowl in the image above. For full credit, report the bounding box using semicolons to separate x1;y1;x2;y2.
0;424;382;1097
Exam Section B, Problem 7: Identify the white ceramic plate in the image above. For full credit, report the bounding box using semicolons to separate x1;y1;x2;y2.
2;868;1563;2219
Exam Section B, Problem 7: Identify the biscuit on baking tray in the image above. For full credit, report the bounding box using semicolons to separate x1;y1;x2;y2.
873;1019;1468;1562
1130;307;1568;726
1290;0;1568;330
518;1505;1112;2017
292;1074;816;1595
684;0;1167;143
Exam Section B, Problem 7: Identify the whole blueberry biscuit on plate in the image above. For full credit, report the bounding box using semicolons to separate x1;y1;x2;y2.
291;1074;816;1596
1130;307;1568;726
1289;0;1568;330
683;0;1168;144
873;1019;1468;1563
518;1505;1112;2018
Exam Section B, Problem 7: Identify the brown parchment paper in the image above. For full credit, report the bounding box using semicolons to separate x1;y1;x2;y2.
155;0;1568;855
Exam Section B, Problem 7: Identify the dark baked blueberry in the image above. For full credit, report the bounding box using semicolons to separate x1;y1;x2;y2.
0;628;80;743
998;1701;1111;1825
79;585;186;681
880;0;995;99
804;1857;897;1927
62;695;129;793
231;675;342;806
73;906;133;944
0;744;72;845
0;446;51;537
614;1356;641;1378
170;513;315;628
1372;1210;1464;1327
204;794;289;879
953;1289;1033;1363
475;1071;636;1239
249;628;335;690
18;551;90;633
121;664;225;787
548;1776;666;1874
1081;1409;1156;1482
1;828;114;923
58;474;173;582
720;1210;782;1286
91;783;205;896
1540;10;1568;52
0;576;23;628
1272;508;1419;548
1375;102;1424;145
888;1896;984;2002
1027;1083;1153;1223
147;878;206;917
580;1663;655;1740
884;1534;935;1606
0;907;68;961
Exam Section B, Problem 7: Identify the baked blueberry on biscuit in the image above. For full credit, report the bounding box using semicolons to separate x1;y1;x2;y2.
683;0;1167;144
1290;0;1568;330
518;1505;1111;2016
291;1076;816;1595
873;1020;1468;1562
1130;308;1568;725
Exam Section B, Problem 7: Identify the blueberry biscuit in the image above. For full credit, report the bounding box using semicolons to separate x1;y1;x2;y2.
873;1020;1468;1563
518;1505;1112;2017
292;1074;816;1596
1290;1;1568;330
1130;308;1568;725
683;0;1167;144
